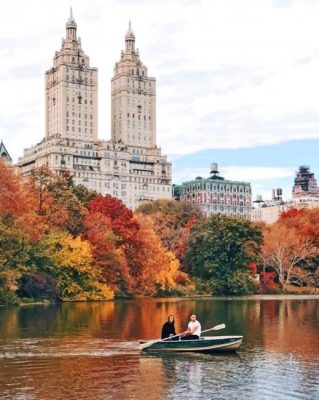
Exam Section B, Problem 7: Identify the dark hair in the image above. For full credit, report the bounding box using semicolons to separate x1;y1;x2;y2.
168;315;175;324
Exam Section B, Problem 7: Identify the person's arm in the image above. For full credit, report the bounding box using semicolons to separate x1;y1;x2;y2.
161;323;167;339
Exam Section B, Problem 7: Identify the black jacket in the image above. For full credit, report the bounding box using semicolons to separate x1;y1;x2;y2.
161;322;176;339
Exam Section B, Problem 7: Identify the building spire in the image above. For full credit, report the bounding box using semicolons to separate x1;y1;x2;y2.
66;6;77;40
125;20;135;52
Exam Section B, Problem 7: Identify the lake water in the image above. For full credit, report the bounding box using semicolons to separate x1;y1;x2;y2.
0;297;318;400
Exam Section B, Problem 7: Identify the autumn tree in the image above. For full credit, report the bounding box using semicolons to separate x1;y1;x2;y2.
136;199;202;264
186;214;263;295
0;214;30;303
131;214;183;295
32;231;113;301
262;212;319;290
87;196;184;296
84;212;130;293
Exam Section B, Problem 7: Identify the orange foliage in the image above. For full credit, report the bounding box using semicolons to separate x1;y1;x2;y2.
262;222;318;289
133;215;181;294
0;161;44;240
87;196;183;295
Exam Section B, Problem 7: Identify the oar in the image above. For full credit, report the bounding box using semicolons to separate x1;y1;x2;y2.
140;323;226;350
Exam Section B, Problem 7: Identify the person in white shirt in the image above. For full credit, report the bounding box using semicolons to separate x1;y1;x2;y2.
181;314;201;340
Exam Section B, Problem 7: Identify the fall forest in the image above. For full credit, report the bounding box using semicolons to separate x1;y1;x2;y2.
0;160;318;304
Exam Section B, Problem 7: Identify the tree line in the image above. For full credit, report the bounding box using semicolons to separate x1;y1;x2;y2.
0;160;318;304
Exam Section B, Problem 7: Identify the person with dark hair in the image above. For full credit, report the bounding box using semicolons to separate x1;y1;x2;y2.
161;315;176;339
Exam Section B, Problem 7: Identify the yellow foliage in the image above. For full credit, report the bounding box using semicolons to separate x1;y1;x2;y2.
47;232;92;271
44;231;114;301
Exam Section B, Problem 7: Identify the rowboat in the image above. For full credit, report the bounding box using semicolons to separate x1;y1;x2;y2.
140;335;243;353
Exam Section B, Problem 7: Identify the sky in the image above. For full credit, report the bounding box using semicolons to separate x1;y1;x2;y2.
1;0;319;200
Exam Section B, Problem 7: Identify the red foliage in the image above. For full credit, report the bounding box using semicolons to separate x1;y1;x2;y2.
249;263;257;274
260;271;278;289
84;213;130;290
280;208;304;219
185;216;198;231
88;195;140;242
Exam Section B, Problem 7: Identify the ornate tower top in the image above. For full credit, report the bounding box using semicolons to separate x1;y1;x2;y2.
113;21;147;76
125;20;136;53
67;7;76;26
65;7;77;41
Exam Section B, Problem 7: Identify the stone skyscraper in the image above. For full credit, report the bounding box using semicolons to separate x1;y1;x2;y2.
17;11;172;210
111;22;156;148
45;8;98;141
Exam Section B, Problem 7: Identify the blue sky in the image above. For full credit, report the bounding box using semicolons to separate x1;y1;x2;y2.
173;138;319;199
1;0;319;200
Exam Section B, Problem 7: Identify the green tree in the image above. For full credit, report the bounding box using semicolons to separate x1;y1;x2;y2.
186;215;263;295
71;184;98;207
0;214;30;304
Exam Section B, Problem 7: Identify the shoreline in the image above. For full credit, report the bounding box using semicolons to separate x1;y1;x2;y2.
1;293;319;307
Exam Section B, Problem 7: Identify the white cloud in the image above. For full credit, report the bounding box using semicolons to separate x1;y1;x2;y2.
173;165;294;184
1;0;319;161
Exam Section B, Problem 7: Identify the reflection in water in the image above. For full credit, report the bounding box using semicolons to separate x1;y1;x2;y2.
0;298;318;400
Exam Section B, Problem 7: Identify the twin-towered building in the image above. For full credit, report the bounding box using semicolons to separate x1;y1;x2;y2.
17;10;171;210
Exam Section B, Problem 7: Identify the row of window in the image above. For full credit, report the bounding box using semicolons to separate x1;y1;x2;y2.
183;184;250;193
66;112;93;119
65;66;93;75
184;192;247;199
200;204;251;213
66;97;93;105
66;127;93;134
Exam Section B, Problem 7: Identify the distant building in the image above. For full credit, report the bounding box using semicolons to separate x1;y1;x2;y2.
0;141;12;164
292;165;319;199
252;181;319;224
16;11;171;210
174;163;252;219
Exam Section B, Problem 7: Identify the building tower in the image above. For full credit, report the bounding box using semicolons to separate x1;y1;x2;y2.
292;165;319;199
45;8;98;141
111;22;156;147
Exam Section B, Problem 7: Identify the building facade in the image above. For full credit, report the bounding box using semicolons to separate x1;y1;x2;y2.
174;163;252;219
16;11;171;210
252;167;319;224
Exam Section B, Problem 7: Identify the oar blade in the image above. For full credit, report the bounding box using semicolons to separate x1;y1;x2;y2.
212;323;226;330
140;339;158;350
